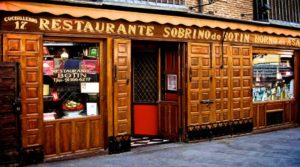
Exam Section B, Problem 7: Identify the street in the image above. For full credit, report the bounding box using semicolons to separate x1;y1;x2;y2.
32;127;300;167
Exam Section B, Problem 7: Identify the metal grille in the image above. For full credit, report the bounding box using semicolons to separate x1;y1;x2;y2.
103;0;185;5
145;0;184;5
49;0;185;6
133;54;158;103
267;111;283;125
253;0;269;21
100;0;187;11
269;0;300;23
254;0;300;23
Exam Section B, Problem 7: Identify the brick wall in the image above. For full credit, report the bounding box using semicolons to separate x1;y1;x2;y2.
185;0;200;12
185;0;253;21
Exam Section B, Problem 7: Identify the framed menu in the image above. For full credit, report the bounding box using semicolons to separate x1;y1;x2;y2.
81;82;99;93
167;74;177;91
86;102;98;116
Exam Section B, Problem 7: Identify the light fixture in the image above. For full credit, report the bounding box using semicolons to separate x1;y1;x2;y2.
43;42;74;46
280;55;292;58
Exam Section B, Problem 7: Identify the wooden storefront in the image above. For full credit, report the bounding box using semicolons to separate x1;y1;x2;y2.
0;1;299;163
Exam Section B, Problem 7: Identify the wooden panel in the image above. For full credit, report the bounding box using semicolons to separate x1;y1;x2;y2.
158;101;179;141
3;33;43;148
253;103;258;128
90;119;101;148
22;100;39;115
266;102;283;111
43;122;56;156
75;120;88;151
188;43;214;125
230;46;253;120
113;39;131;136
0;33;2;62
291;101;297;123
214;45;230;122
258;104;266;127
59;122;72;154
253;100;297;128
284;102;292;122
43;117;103;157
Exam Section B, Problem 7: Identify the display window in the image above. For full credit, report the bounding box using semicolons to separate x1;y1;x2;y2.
42;40;100;120
253;51;294;102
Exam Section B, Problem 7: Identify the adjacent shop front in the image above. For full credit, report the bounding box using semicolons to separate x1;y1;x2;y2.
0;1;299;163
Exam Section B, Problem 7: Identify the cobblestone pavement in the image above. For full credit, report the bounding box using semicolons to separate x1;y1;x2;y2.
32;127;300;167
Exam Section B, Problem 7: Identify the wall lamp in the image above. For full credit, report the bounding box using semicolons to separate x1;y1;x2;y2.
241;13;252;17
189;0;219;10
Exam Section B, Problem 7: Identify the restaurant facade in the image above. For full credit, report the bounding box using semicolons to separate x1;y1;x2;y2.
0;1;299;164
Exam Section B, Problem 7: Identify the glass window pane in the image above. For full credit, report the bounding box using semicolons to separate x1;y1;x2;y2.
253;53;294;102
43;41;100;120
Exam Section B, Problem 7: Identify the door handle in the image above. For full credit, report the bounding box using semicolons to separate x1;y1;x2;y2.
200;99;214;104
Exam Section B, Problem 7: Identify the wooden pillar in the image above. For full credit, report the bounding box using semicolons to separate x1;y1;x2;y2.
109;39;131;153
113;39;131;136
0;33;2;61
106;38;113;139
295;51;300;123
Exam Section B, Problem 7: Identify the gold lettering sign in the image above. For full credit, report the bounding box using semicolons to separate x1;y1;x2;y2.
2;15;300;48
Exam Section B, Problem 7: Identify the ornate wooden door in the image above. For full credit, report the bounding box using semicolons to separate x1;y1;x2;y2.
158;43;183;141
3;34;43;148
230;46;253;120
0;62;20;165
214;44;231;122
113;39;131;136
187;43;215;126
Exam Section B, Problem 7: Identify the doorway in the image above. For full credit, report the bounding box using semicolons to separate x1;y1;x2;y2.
131;41;184;146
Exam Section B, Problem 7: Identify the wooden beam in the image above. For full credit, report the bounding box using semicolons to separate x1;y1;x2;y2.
106;38;114;137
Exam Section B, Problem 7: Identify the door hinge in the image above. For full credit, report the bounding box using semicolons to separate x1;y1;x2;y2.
178;88;183;96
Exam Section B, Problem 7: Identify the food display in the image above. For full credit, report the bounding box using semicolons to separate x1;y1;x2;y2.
62;100;84;117
62;100;84;111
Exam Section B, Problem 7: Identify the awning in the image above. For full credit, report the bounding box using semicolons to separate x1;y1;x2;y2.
1;1;300;37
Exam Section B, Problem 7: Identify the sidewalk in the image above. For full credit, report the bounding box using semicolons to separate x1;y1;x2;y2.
33;127;300;167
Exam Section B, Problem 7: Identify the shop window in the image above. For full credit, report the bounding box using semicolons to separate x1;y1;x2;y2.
253;52;294;102
43;41;100;120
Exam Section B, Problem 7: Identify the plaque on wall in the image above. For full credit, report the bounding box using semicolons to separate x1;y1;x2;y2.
167;74;177;91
